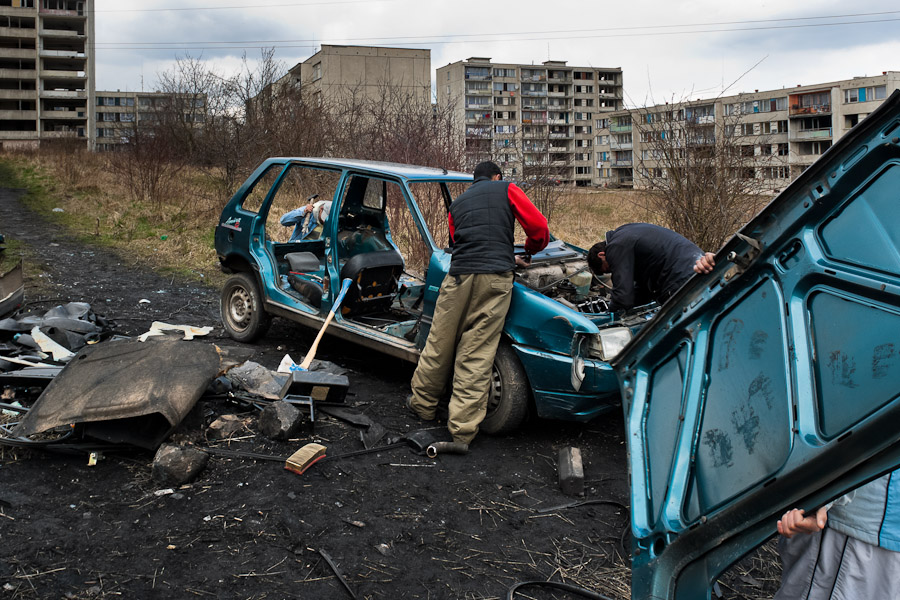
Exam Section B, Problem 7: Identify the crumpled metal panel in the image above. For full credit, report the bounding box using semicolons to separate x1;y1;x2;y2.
12;338;248;449
0;262;24;319
613;90;900;599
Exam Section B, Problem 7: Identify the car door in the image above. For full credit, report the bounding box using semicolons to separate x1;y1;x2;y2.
613;90;900;599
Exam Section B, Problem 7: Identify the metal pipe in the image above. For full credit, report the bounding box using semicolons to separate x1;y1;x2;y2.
426;441;469;458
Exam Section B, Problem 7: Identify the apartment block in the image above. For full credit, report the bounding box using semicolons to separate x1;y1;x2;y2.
94;90;207;152
275;45;431;106
437;57;623;186
607;72;900;190
0;0;94;150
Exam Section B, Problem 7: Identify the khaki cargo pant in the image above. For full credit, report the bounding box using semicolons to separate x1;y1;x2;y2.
409;271;514;445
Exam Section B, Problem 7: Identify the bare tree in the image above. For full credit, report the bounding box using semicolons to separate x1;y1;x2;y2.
630;95;784;251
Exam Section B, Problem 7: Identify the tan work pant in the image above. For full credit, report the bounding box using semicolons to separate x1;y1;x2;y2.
409;271;514;445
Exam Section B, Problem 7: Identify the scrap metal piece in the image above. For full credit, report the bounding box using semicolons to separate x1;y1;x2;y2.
0;262;24;319
317;549;359;600
12;338;249;450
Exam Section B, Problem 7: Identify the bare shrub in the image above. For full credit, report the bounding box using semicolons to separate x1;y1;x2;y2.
106;126;185;210
631;95;781;251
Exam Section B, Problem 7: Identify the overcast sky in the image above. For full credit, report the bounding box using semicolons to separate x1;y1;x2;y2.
93;0;900;107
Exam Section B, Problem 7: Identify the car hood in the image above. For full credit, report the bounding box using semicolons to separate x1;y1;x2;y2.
613;89;900;599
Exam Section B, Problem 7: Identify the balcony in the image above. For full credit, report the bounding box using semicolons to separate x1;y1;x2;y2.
609;124;631;133
548;118;569;125
609;140;632;150
613;160;633;167
464;103;491;110
1;25;36;38
40;27;84;38
39;49;86;59
790;103;831;116
40;130;82;139
0;68;36;79
464;74;491;81
465;88;492;96
789;128;832;141
0;89;37;100
521;118;547;125
39;7;85;17
0;110;37;120
520;90;547;97
789;154;819;166
0;48;36;59
549;132;572;139
39;89;85;99
547;75;571;83
41;109;83;119
41;69;86;79
464;116;491;124
521;75;547;82
548;90;571;98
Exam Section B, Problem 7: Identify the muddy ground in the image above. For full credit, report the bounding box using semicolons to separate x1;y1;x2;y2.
0;187;781;599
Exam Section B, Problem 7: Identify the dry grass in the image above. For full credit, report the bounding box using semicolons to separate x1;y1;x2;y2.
3;152;668;286
549;188;664;250
1;151;227;286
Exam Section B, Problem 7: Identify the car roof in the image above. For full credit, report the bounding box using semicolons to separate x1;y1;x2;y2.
265;157;473;182
614;89;900;599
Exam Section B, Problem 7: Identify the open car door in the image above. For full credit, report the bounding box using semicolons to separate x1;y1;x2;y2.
613;90;900;599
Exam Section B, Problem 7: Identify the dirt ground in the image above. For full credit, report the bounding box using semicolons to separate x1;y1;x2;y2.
0;187;781;599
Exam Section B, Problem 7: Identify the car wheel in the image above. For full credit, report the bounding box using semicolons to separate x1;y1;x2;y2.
220;272;271;342
480;342;530;435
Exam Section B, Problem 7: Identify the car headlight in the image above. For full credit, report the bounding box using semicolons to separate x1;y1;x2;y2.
597;327;633;361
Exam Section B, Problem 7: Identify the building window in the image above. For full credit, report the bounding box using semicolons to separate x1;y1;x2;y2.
492;82;517;92
120;113;134;122
312;62;322;81
104;97;116;106
575;166;592;174
844;85;887;103
493;68;516;78
574;85;594;94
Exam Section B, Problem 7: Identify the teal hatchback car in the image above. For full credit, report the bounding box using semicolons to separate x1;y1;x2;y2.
214;158;652;433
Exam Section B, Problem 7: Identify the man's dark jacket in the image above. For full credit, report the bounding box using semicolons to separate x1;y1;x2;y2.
604;223;703;311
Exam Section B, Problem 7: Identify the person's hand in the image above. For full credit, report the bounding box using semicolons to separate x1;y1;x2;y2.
304;202;315;212
694;252;716;274
515;254;532;268
777;506;828;538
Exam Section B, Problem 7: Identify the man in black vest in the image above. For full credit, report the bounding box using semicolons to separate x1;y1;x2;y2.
408;161;549;449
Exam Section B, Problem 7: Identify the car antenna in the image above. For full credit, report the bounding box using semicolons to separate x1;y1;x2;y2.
442;168;448;174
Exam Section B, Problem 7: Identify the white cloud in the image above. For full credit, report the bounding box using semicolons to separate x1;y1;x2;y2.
93;0;900;104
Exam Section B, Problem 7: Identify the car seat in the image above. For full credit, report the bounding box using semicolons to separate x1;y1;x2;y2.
284;252;324;308
339;250;404;315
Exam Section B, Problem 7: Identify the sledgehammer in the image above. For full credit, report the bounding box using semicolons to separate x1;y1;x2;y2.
280;278;353;404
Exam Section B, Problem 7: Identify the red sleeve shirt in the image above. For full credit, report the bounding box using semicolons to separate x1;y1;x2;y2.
447;183;549;255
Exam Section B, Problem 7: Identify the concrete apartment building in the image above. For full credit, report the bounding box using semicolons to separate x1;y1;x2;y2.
0;0;94;150
94;90;207;152
270;45;431;107
437;57;624;186
607;71;900;190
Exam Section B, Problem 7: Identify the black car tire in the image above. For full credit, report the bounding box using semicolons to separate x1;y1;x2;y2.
481;342;530;435
220;272;271;342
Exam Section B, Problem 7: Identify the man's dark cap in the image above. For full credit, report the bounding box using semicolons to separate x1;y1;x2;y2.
473;161;502;180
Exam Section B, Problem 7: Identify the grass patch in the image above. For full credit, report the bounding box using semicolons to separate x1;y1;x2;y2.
0;153;223;286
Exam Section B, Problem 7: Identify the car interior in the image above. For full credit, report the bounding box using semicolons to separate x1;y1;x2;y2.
265;166;429;343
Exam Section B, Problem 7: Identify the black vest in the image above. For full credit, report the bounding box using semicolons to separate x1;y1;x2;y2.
448;178;515;275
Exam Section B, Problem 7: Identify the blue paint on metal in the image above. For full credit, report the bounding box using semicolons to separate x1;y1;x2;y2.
615;90;900;600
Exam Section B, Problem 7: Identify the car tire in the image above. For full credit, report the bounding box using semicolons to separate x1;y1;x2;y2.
481;342;530;435
220;272;271;342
